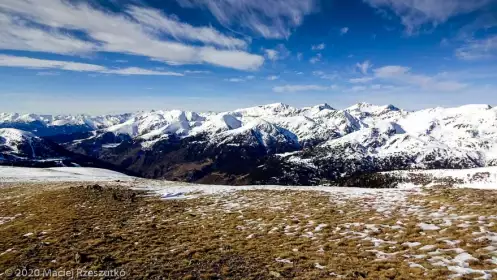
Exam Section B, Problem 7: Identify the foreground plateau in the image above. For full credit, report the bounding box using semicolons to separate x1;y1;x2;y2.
1;167;497;279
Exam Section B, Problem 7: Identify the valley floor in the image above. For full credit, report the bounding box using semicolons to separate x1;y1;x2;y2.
1;167;497;279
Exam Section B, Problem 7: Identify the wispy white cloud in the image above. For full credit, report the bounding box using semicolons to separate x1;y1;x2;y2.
349;85;367;92
356;60;373;75
0;12;96;55
267;75;279;81
105;67;185;76
313;71;338;80
0;0;264;70
264;44;290;61
364;0;492;34
374;65;410;77
456;13;497;43
309;53;322;64
36;71;60;76
0;55;106;72
340;27;349;35
435;68;497;81
127;6;247;49
311;43;325;51
224;75;255;82
0;55;184;76
184;70;211;74
455;35;497;60
373;65;467;91
349;77;374;83
225;78;245;82
370;84;395;90
273;84;332;93
199;47;263;70
265;49;279;61
344;83;399;93
177;0;317;39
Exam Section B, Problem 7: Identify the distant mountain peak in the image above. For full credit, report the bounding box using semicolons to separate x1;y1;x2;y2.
312;103;334;111
261;102;289;108
346;102;401;114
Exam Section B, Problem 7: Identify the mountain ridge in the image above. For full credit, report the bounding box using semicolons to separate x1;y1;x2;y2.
1;102;496;185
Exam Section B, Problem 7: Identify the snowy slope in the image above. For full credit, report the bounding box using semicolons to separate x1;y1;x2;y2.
0;128;57;159
0;166;132;182
0;128;37;156
210;119;300;152
385;166;497;189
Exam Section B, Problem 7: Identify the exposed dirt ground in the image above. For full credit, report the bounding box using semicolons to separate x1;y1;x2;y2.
1;182;497;279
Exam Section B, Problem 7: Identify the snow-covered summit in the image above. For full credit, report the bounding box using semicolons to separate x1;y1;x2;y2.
0;127;36;139
212;119;299;151
0;128;54;159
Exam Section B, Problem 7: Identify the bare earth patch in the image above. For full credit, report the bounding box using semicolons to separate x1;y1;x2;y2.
1;182;497;279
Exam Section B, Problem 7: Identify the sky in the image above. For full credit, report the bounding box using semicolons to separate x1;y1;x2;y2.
1;0;497;114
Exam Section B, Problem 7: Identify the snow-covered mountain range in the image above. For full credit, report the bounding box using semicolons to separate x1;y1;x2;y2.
0;112;131;136
1;102;497;185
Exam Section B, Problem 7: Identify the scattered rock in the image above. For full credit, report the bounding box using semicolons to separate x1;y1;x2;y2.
74;252;81;264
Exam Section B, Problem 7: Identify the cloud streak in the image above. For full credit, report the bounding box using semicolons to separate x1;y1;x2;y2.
349;77;374;83
177;0;316;39
455;35;497;60
311;43;325;50
309;53;322;64
364;0;492;34
0;55;184;76
127;6;247;49
264;44;290;61
273;84;332;93
373;65;467;91
0;0;264;70
356;60;373;75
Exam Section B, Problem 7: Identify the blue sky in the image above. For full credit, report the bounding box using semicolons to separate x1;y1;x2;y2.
1;0;497;114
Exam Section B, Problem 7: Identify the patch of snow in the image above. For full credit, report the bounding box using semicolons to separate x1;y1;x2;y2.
402;242;421;248
408;262;426;270
418;223;440;231
0;167;132;182
314;263;326;269
0;248;14;256
275;257;293;264
314;224;327;232
419;245;437;251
